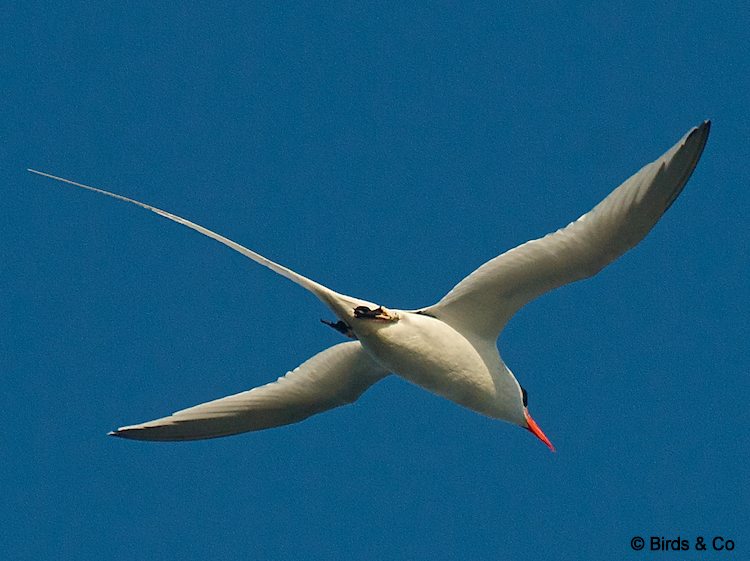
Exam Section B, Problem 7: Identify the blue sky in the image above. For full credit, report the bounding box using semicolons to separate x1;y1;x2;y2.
2;3;748;560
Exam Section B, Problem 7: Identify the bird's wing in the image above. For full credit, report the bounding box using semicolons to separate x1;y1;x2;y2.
422;121;710;340
27;169;376;320
110;341;389;441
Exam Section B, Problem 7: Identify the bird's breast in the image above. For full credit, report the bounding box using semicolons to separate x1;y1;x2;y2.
355;312;504;416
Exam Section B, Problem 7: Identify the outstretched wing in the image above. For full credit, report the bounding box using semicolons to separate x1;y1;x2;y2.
422;121;710;340
110;341;389;441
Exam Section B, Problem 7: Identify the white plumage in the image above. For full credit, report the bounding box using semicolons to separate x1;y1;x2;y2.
29;121;710;450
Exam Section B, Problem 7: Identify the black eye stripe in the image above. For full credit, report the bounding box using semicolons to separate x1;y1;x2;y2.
521;386;528;407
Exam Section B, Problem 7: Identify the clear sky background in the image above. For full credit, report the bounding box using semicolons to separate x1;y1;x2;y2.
2;3;748;560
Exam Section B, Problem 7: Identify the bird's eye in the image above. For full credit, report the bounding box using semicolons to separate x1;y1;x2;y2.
521;386;528;407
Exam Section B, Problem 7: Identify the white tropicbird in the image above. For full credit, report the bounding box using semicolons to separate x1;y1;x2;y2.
29;121;710;450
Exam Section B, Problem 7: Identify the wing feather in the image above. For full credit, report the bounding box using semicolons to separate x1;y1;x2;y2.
110;341;388;441
423;121;710;339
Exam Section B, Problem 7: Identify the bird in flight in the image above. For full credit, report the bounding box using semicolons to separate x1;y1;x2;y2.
29;121;710;450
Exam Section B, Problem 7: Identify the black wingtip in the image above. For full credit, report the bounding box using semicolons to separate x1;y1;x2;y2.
678;120;711;158
688;120;711;141
695;120;711;148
